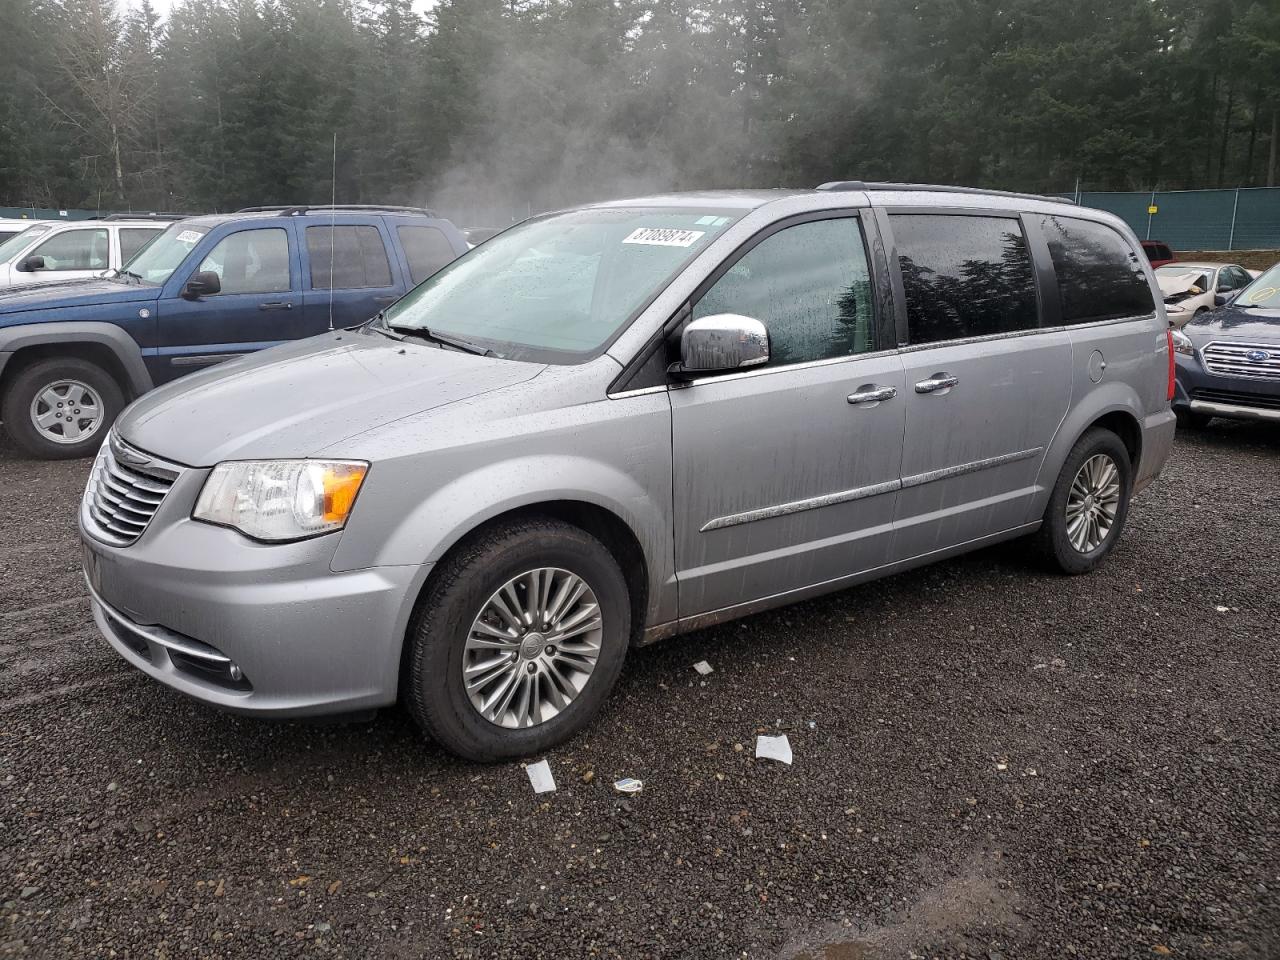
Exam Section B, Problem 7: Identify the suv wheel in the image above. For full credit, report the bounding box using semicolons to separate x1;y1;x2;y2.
405;518;631;761
1;357;124;460
1037;428;1132;575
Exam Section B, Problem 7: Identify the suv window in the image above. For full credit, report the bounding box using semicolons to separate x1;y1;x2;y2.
398;225;456;285
1041;216;1154;324
693;217;875;367
891;214;1038;345
306;225;392;289
119;228;162;263
196;228;291;295
30;228;109;271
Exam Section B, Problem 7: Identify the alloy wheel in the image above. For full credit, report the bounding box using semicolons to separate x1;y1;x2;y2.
1065;453;1121;553
29;379;105;445
462;567;603;729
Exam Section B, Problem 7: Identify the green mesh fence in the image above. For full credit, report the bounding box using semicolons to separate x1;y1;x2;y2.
1063;188;1280;251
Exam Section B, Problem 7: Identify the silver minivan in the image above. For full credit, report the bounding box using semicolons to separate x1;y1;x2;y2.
80;183;1177;760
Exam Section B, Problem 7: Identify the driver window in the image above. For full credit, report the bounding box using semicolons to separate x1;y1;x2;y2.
693;217;875;368
30;229;109;271
196;228;291;295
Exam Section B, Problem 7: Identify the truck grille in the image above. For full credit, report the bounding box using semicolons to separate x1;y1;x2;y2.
1201;341;1280;380
83;434;180;547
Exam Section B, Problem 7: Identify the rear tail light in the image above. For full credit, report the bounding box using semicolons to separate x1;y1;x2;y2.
1166;328;1176;401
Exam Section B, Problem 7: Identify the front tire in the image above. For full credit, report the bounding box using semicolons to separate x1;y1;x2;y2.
1;357;124;460
405;518;631;761
1037;428;1132;575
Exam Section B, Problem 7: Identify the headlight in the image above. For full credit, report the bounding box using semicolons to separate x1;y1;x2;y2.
193;460;369;542
1171;329;1197;357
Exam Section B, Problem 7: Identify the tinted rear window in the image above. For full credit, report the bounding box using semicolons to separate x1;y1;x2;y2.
307;225;392;289
1043;216;1154;324
398;225;457;285
890;214;1038;345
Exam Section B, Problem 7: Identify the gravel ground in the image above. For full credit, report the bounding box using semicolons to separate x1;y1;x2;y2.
1;424;1278;960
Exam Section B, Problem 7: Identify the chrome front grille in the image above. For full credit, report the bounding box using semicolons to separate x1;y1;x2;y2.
1202;341;1280;380
83;434;180;546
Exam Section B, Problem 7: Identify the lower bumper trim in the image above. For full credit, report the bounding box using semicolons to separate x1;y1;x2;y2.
1189;399;1280;423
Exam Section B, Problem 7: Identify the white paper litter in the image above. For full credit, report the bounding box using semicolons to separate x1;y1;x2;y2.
613;777;643;794
755;734;793;765
692;660;714;676
525;759;557;794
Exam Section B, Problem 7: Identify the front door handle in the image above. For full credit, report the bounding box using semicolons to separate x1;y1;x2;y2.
915;374;959;394
847;385;898;405
258;301;293;311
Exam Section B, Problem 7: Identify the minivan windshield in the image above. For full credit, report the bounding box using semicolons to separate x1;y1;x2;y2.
381;207;740;361
122;222;210;284
1235;263;1280;309
0;224;51;264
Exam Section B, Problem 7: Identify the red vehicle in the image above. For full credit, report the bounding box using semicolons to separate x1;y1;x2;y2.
1142;240;1176;267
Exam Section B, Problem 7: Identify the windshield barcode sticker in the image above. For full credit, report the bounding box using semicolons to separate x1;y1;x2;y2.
623;228;705;248
176;230;202;244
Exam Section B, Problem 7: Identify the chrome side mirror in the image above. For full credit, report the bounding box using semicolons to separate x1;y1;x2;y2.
673;314;769;377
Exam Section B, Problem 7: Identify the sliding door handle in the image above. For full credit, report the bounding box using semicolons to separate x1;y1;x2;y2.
373;295;397;305
847;385;898;405
914;374;958;394
258;301;293;311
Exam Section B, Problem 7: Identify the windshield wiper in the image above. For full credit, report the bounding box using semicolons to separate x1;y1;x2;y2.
385;322;498;357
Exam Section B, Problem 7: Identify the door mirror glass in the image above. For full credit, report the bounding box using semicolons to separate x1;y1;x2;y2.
183;270;222;300
18;255;45;272
676;314;769;375
1214;291;1238;307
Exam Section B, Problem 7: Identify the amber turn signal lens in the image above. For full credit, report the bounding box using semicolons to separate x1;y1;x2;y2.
322;464;368;523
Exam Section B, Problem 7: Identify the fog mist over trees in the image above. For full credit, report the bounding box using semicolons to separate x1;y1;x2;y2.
0;0;1277;224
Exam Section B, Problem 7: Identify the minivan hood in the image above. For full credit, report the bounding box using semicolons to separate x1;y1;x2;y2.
117;330;547;465
0;277;155;315
1182;305;1280;345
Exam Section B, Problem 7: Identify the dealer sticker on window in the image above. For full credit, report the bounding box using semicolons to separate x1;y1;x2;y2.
175;230;203;244
622;227;705;248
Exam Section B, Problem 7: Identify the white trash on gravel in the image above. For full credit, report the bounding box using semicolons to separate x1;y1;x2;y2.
525;759;557;794
613;777;643;794
692;660;714;675
755;734;793;765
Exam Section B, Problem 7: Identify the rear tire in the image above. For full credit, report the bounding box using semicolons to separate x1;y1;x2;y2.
1;357;124;460
1036;428;1132;575
1176;409;1212;430
405;518;631;761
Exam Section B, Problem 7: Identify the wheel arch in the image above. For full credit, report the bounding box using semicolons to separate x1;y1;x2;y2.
0;322;153;401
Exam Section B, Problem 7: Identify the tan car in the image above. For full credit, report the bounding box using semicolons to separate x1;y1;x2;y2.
1156;261;1257;326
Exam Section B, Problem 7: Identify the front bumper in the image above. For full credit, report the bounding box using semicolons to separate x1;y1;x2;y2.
80;464;429;716
1173;354;1280;424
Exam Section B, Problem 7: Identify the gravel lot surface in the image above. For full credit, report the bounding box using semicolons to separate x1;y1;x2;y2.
2;425;1278;960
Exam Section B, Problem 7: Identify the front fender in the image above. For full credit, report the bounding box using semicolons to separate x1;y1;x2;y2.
0;321;153;396
332;453;675;626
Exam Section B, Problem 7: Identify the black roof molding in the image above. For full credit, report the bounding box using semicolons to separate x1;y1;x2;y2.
235;204;439;218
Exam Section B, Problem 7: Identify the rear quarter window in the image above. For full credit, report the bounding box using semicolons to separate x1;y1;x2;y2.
1042;216;1154;324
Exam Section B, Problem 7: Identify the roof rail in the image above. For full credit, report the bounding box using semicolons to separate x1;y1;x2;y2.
235;204;439;218
101;212;191;221
816;181;1074;204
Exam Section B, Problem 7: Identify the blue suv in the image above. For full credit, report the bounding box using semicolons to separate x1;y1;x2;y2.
0;205;469;458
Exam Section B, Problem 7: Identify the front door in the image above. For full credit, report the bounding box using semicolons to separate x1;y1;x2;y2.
299;219;407;335
19;226;110;284
883;211;1071;559
670;214;906;618
152;223;302;383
